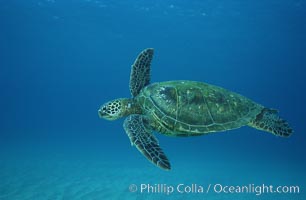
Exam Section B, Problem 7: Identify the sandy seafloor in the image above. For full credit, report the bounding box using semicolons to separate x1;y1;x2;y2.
0;140;304;200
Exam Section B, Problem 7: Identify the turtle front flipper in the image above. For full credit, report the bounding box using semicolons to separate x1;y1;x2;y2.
249;108;293;137
130;48;154;97
123;114;171;170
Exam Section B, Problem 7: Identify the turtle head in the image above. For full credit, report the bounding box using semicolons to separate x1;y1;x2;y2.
98;98;141;120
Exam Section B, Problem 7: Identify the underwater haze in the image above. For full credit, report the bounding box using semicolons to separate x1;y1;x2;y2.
1;0;305;199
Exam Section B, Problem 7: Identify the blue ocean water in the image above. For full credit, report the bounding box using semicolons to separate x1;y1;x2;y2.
0;0;305;199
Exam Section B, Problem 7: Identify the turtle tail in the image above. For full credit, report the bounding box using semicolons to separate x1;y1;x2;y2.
249;108;293;137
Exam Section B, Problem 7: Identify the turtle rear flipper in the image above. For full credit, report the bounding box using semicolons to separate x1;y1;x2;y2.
249;108;293;137
123;115;171;170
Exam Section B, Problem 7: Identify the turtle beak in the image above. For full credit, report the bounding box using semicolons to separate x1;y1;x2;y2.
98;107;106;118
98;105;115;120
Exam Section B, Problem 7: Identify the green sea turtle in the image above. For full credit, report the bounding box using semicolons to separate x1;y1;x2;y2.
98;48;293;170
